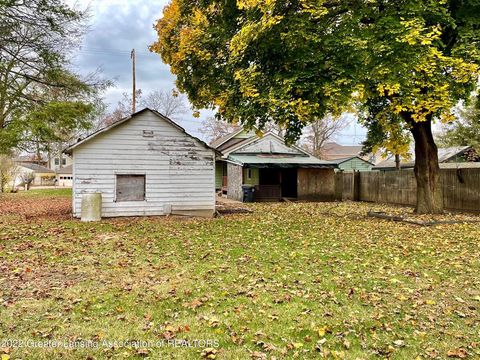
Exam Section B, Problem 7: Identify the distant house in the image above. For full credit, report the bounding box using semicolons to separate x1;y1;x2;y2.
212;129;338;202
15;163;55;187
321;142;379;164
13;154;72;189
56;165;73;187
329;156;374;172
373;146;478;171
65;108;217;218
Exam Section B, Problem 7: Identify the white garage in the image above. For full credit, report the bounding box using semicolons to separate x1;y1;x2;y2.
65;108;217;218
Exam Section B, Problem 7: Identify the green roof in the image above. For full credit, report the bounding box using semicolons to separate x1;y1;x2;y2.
227;154;337;168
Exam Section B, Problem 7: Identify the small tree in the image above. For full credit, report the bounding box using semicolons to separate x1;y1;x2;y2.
20;172;35;190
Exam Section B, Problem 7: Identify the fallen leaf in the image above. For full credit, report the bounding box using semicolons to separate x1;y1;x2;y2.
318;327;327;337
393;339;405;347
447;348;468;358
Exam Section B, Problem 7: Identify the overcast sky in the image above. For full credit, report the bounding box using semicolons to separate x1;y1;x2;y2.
71;0;366;144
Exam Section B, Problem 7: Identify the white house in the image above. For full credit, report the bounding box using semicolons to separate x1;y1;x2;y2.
15;163;56;187
65;108;217;218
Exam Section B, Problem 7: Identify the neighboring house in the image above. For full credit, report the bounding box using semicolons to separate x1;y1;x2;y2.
212;129;338;202
321;142;380;164
56;165;73;187
13;156;72;189
64;108;217;218
329;156;374;172
49;153;73;171
16;163;55;187
373;146;478;171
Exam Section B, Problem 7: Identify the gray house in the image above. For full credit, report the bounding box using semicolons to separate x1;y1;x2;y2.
373;146;478;171
65;108;217;218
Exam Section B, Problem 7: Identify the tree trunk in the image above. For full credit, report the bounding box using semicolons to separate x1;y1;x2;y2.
409;118;444;214
395;154;400;170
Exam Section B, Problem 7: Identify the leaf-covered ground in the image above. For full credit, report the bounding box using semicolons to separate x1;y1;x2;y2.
1;190;479;359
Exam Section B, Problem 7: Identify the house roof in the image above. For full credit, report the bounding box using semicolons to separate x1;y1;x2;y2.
19;163;54;173
221;131;309;156
214;128;336;168
439;162;480;169
56;165;72;174
327;156;374;166
226;154;337;168
222;132;337;168
321;142;364;160
210;127;245;149
373;146;473;170
13;155;47;163
64;108;217;155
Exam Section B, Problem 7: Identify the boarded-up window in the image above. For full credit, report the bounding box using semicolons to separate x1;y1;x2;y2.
116;175;145;202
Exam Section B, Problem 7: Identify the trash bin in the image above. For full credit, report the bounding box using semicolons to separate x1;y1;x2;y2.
242;185;255;203
81;193;102;222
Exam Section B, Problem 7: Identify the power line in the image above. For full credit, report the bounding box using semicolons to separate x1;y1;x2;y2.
74;46;154;57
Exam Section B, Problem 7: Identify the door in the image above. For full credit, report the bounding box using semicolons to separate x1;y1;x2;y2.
257;168;281;201
281;168;297;198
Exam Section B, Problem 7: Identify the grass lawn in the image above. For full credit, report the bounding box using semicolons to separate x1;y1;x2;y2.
0;189;479;359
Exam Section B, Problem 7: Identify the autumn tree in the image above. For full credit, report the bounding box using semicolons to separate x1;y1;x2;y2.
151;0;480;214
360;97;412;169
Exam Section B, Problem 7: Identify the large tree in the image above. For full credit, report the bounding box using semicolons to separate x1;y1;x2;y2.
151;0;480;213
0;0;104;154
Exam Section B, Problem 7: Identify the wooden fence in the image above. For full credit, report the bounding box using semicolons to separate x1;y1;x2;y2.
338;169;480;212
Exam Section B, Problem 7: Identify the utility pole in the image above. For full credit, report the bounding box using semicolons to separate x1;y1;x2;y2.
131;48;136;113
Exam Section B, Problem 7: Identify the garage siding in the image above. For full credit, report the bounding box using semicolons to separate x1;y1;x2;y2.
297;168;336;201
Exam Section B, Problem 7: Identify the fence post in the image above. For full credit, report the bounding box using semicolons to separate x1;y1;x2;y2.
353;171;361;201
335;171;343;201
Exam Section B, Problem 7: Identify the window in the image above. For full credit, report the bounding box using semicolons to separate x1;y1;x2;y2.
116;175;146;202
247;168;252;180
62;158;67;165
54;158;60;165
